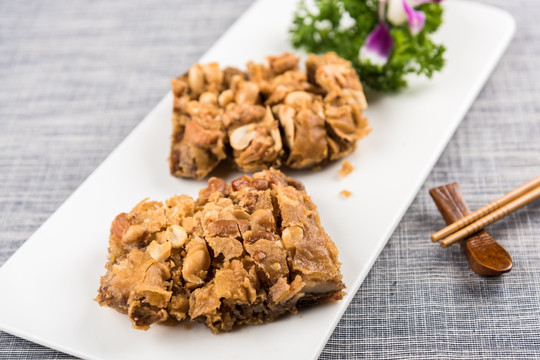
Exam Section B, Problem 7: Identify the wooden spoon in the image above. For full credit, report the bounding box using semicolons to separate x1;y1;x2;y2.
430;183;512;276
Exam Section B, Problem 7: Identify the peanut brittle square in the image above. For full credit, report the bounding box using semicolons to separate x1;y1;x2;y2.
96;169;345;332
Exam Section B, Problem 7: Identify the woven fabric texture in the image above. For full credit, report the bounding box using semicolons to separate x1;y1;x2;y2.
1;0;539;359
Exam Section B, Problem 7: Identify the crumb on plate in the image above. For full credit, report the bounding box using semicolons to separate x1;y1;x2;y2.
338;161;354;178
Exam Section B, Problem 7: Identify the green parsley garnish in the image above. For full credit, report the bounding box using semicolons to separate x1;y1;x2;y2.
290;0;445;92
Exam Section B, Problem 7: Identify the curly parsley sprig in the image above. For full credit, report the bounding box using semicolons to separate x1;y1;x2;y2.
290;0;445;92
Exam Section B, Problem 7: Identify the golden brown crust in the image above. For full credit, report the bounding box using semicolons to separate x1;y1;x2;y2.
96;169;345;333
169;52;370;179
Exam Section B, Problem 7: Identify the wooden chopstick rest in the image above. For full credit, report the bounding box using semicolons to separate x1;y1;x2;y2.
432;175;540;242
430;183;512;276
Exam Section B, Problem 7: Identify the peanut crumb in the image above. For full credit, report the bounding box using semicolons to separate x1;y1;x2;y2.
338;161;354;178
339;190;352;198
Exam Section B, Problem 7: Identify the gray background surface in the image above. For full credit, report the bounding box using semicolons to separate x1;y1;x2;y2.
1;0;539;358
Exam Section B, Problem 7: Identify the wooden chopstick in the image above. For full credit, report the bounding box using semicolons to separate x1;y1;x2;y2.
432;176;540;242
439;185;540;248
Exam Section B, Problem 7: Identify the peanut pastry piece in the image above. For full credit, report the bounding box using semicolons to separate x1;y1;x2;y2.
96;169;345;333
169;52;370;179
338;160;354;178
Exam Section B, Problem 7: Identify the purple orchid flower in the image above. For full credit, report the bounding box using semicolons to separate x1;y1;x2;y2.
403;1;426;35
359;0;441;66
387;0;442;35
359;22;394;66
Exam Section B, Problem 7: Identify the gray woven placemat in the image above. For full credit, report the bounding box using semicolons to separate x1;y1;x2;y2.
1;0;539;358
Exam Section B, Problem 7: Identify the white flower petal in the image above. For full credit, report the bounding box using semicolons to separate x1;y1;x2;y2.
387;0;408;26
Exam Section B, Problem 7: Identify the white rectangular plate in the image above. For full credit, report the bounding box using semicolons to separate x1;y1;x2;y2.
0;1;515;359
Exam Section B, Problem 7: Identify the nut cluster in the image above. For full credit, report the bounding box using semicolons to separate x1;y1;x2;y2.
169;52;371;179
96;169;345;333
